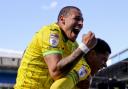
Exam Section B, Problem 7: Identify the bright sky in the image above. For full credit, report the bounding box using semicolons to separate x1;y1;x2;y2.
0;0;128;57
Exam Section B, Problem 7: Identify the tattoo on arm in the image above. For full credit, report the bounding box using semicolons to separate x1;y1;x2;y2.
57;47;84;74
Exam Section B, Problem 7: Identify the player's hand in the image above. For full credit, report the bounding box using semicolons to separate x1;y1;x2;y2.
82;31;97;50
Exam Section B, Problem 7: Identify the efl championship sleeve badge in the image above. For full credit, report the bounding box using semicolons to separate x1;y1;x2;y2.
77;64;91;81
50;33;59;47
78;65;87;78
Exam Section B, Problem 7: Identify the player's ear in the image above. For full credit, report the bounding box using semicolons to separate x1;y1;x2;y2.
59;15;65;24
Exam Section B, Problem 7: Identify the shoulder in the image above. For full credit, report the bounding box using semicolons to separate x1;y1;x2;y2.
36;23;61;37
46;23;61;32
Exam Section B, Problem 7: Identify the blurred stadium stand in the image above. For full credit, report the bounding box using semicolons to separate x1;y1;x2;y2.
0;49;22;89
0;48;128;89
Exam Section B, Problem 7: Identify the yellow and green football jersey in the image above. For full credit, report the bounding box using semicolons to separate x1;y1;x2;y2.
14;23;87;89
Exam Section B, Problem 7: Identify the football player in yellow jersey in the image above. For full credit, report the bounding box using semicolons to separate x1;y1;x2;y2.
50;38;111;89
14;6;97;89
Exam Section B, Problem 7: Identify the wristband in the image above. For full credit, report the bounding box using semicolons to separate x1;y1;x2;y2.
79;43;90;54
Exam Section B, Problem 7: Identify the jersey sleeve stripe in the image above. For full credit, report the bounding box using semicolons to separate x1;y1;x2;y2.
43;50;63;56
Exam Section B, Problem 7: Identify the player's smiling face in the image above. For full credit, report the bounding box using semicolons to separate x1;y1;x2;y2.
63;8;83;42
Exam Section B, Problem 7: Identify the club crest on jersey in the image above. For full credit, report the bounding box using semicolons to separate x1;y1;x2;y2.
50;33;59;47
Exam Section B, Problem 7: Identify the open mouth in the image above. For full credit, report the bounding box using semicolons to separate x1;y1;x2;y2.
72;28;80;35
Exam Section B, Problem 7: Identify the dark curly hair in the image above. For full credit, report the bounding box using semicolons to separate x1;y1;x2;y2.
92;38;111;54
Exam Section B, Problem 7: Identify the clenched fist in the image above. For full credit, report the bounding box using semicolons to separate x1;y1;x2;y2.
82;31;97;50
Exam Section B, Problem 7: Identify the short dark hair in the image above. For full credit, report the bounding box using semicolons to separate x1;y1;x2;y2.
93;38;111;54
57;6;81;21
